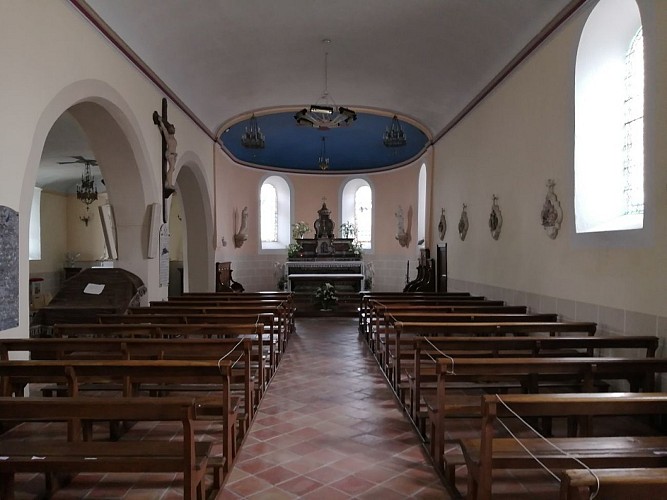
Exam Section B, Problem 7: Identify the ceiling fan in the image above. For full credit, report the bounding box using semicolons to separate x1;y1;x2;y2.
57;156;98;166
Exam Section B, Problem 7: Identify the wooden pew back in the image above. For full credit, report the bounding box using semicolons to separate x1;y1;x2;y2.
466;393;667;500
0;396;210;499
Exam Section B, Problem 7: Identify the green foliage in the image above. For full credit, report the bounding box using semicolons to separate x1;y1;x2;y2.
314;282;338;309
339;221;357;239
287;242;302;258
291;221;311;240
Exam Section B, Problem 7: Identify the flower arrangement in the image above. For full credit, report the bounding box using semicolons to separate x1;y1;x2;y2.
339;221;358;239
314;282;338;310
292;221;311;240
340;221;363;258
347;241;361;258
287;242;302;258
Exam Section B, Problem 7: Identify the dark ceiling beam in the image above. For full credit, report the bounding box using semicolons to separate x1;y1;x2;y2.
433;0;589;144
68;0;216;141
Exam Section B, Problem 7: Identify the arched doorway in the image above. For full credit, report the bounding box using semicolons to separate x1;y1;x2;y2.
172;160;215;293
21;82;159;336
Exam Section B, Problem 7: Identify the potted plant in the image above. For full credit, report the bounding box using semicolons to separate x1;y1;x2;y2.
314;282;338;311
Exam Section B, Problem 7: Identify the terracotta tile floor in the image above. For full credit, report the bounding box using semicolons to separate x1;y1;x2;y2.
219;317;449;499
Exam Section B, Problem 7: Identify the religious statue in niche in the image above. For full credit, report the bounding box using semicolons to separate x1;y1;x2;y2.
489;195;503;240
153;98;178;201
458;204;469;241
234;206;249;248
541;179;563;239
438;208;447;241
395;205;411;248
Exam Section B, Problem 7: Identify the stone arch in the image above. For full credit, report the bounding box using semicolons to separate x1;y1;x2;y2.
20;79;158;318
173;151;215;292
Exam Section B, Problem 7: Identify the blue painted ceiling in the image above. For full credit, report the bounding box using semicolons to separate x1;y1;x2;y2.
219;112;430;173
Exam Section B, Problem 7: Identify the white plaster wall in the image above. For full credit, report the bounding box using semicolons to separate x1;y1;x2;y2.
0;0;215;337
432;0;667;318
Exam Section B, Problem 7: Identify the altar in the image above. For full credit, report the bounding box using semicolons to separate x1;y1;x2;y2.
285;260;365;292
286;201;365;293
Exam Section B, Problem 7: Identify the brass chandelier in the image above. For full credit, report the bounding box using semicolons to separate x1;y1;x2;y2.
294;40;357;130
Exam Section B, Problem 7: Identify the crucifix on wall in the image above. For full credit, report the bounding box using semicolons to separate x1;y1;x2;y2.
153;98;177;221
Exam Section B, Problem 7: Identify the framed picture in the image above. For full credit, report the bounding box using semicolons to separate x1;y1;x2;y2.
98;204;118;260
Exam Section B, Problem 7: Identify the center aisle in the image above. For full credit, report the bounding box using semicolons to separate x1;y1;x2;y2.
220;317;450;499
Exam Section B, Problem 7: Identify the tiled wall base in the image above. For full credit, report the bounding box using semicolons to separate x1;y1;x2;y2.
449;278;667;389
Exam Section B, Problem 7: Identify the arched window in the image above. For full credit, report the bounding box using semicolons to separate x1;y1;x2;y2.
417;163;427;248
29;187;42;260
260;175;291;250
574;0;643;233
341;178;373;250
260;183;277;243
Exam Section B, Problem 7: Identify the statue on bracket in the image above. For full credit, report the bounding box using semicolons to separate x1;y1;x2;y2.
458;204;469;241
541;179;563;239
395;205;411;247
489;195;502;240
234;206;249;248
438;208;447;241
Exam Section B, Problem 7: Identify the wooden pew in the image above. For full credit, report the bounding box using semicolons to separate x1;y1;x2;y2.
428;356;667;480
407;335;659;434
160;294;296;333
98;312;282;376
358;291;473;334
180;291;293;299
130;303;293;348
0;337;257;430
0;359;239;475
363;297;502;342
387;320;598;389
559;467;667;500
363;303;529;350
50;323;269;395
463;393;667;500
384;314;560;386
0;397;215;500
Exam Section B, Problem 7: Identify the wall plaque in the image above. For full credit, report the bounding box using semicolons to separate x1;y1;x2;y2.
0;206;19;331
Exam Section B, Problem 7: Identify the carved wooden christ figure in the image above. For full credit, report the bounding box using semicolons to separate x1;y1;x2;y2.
153;98;177;199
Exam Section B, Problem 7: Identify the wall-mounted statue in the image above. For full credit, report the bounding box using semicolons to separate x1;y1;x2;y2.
234;206;248;248
152;98;178;200
541;179;563;239
438;208;447;240
395;205;411;247
489;195;502;240
458;204;469;241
